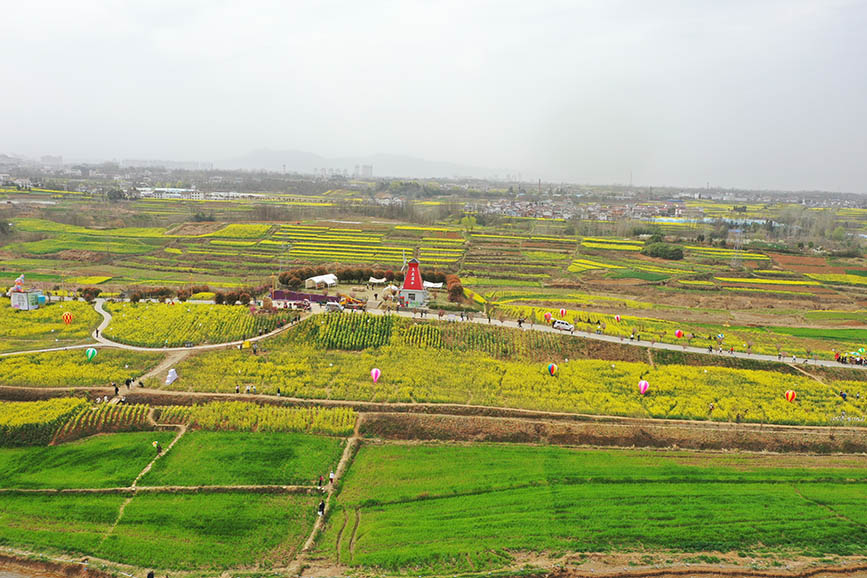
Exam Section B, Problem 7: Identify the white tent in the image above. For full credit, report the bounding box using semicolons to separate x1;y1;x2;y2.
368;277;386;284
385;284;400;293
305;274;338;289
165;368;178;385
423;281;443;289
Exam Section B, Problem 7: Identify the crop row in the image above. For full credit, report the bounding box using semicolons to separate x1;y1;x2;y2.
581;241;642;251
155;401;355;435
715;277;820;286
495;304;857;359
568;258;623;273
153;344;866;426
104;303;294;347
53;403;151;443
288;313;396;350
0;398;88;446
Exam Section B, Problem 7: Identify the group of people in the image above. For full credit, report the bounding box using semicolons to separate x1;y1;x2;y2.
316;469;337;517
96;377;139;403
95;395;127;404
233;384;287;397
835;352;866;365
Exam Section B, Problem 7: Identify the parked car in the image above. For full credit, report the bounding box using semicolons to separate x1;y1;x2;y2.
324;301;345;313
552;319;574;332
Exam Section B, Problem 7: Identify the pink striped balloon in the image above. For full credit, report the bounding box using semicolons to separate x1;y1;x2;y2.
371;368;381;383
638;380;649;395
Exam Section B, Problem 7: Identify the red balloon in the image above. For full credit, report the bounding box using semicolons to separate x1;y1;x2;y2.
675;330;684;338
785;390;796;403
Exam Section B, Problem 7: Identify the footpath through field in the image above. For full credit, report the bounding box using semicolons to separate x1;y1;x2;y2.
368;307;866;370
0;298;310;358
3;383;858;436
1;299;864;372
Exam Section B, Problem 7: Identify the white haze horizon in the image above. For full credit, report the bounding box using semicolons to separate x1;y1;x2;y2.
2;0;866;193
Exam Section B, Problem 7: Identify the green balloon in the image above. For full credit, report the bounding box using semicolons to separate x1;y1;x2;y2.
85;348;97;361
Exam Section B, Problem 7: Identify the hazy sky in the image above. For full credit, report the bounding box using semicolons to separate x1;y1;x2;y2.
2;0;866;191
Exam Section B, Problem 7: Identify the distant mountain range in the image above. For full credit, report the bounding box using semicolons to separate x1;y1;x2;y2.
217;149;500;179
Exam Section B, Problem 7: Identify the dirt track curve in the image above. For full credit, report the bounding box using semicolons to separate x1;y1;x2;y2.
1;299;863;372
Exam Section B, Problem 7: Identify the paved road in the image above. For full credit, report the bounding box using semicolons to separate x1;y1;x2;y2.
0;299;309;358
367;308;863;370
1;299;863;372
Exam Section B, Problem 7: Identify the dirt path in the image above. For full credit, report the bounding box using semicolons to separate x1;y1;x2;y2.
131;424;186;487
2;301;863;371
291;415;362;576
106;386;867;434
793;485;867;530
95;420;186;549
0;485;318;495
3;382;864;438
137;349;190;384
334;510;349;564
0;300;308;359
373;308;865;370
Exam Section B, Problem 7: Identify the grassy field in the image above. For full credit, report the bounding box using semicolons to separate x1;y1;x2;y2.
0;493;124;555
0;349;164;387
99;492;317;570
0;431;176;488
319;444;867;572
140;431;344;486
0;298;100;353
0;491;317;570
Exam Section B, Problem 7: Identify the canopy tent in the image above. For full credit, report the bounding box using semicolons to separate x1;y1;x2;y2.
423;281;443;289
385;284;400;293
369;277;386;284
304;274;338;289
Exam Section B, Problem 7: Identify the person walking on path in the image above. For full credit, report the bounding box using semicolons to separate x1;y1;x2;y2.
329;470;335;485
155;442;162;455
318;475;324;488
113;383;119;396
318;500;326;517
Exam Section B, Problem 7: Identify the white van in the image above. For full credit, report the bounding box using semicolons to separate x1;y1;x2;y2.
324;301;344;313
552;319;574;332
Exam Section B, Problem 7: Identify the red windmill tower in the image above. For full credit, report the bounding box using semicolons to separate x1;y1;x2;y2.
399;258;428;308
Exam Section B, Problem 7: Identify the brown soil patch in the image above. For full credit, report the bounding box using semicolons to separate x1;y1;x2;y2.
55;250;105;263
0;388;110;402
769;253;846;274
360;412;867;453
0;554;115;578
548;559;867;578
165;222;223;236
